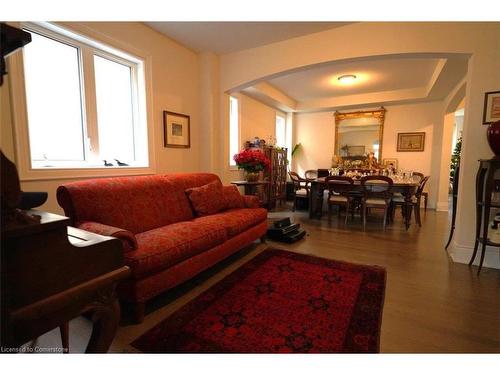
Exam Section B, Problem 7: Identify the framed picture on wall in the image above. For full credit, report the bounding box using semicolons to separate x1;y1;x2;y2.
397;132;425;152
163;110;190;148
382;158;398;170
483;91;500;124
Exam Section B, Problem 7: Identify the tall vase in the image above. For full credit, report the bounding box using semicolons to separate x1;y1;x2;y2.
487;120;500;158
245;171;259;182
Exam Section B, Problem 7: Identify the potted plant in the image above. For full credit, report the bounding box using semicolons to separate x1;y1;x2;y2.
233;149;271;181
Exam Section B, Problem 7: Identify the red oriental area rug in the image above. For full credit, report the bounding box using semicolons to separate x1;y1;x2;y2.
131;248;386;353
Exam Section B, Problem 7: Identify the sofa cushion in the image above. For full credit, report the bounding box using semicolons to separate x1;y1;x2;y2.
193;208;267;238
222;185;245;209
127;220;227;279
186;180;226;216
57;175;194;234
164;173;222;191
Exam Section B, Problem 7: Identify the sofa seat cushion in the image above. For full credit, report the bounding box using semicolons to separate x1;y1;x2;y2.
193;208;267;238
127;220;227;279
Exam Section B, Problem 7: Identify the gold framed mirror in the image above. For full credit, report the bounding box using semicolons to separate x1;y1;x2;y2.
334;107;386;165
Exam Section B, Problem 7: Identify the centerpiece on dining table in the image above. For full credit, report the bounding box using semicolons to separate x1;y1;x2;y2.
233;149;271;182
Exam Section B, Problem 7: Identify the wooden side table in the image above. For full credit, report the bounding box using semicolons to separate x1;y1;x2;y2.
469;159;500;274
230;180;269;196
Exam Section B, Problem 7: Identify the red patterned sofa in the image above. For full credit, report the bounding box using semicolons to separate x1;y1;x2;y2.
56;173;267;322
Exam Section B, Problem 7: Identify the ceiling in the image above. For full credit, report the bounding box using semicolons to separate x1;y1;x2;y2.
145;22;468;112
268;58;442;101
145;22;351;54
242;55;468;112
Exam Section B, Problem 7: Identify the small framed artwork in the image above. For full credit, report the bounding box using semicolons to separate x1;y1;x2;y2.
382;158;398;170
163;110;190;148
483;91;500;124
397;132;425;152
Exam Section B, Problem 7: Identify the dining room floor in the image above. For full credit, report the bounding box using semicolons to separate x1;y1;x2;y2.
31;204;500;353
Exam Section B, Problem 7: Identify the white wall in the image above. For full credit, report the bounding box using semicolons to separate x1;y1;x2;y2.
294;111;335;173
199;52;220;173
436;112;455;211
237;93;278;144
293;101;443;208
1;22;202;214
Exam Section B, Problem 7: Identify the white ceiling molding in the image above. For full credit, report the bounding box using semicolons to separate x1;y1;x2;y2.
235;55;468;112
241;82;297;113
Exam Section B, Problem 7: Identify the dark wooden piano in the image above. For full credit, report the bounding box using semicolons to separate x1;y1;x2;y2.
1;210;130;353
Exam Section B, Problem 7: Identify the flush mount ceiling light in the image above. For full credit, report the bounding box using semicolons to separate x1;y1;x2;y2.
338;74;357;83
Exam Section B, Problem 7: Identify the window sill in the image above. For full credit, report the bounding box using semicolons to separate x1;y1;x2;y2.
19;165;156;182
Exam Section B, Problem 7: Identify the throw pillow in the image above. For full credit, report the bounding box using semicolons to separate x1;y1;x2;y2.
222;185;245;209
186;180;226;216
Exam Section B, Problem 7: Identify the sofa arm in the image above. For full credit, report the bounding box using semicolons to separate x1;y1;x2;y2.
243;195;261;208
76;221;138;252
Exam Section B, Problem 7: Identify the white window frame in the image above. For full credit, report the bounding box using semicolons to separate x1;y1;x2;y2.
228;95;240;168
7;21;155;181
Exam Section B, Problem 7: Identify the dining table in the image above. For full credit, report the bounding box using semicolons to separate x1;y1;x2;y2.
308;176;420;230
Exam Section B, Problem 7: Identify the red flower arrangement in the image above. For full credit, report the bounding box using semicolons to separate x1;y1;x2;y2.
233;149;271;173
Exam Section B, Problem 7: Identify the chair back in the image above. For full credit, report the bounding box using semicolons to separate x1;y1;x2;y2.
317;169;330;178
325;176;354;197
304;169;318;180
412;172;424;182
360;175;393;200
288;171;310;192
416;176;430;197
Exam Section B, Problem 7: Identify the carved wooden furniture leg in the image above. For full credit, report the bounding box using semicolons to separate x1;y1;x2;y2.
414;197;422;227
316;185;324;219
60;322;69;353
131;302;146;324
85;289;121;353
423;192;428;211
445;193;458;249
402;187;414;230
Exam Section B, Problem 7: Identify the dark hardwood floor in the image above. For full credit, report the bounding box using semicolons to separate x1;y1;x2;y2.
30;204;500;353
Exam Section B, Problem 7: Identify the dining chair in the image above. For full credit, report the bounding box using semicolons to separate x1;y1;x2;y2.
288;171;311;211
360;176;394;230
391;176;430;226
304;169;318;180
325;176;355;224
412;172;428;211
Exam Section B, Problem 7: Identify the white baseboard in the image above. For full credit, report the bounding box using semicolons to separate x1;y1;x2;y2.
449;241;500;269
436;201;449;212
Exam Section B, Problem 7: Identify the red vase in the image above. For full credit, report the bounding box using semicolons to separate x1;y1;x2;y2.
487;120;500;157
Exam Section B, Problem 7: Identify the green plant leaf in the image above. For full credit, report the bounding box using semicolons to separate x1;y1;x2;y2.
291;143;302;157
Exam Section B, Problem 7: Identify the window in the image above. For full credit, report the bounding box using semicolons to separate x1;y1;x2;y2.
275;114;286;148
229;96;239;166
276;113;292;163
20;22;148;169
23;32;85;162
